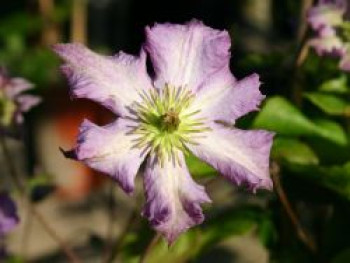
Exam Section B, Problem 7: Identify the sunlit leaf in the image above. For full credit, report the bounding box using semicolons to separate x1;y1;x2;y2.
304;92;350;116
272;137;319;165
253;97;317;136
312;119;347;146
318;75;349;94
186;153;217;179
253;96;347;145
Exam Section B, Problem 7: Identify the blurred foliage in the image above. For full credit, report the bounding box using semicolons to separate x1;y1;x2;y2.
253;96;348;145
119;206;274;263
186;153;217;179
0;0;71;91
249;46;350;263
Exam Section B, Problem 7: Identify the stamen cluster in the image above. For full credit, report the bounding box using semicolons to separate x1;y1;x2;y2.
131;84;210;166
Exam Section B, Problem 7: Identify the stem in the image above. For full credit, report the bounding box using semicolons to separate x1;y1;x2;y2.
20;202;33;260
297;0;313;43
38;0;60;45
271;162;317;253
105;207;140;263
292;40;310;106
71;0;87;44
292;0;313;106
0;136;81;263
101;183;116;263
139;233;161;263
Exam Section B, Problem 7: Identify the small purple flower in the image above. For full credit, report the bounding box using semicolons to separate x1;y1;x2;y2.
0;68;41;127
307;0;350;72
309;26;346;57
0;193;19;236
54;20;274;244
307;0;346;32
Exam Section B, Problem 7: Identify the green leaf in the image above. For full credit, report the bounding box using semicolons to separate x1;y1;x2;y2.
290;162;350;200
257;217;277;248
306;136;350;165
0;13;42;37
198;206;269;254
120;206;270;263
312;119;347;146
318;75;349;94
253;96;347;145
253;97;316;136
121;228;202;263
272;137;319;165
186;153;217;179
304;92;350;115
5;256;24;263
143;231;201;263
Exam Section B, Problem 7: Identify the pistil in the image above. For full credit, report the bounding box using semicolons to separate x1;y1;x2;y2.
160;110;180;132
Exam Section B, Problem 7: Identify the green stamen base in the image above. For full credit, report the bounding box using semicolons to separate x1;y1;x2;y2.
130;84;210;166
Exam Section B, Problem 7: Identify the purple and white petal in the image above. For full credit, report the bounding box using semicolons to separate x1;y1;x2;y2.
5;78;34;98
16;95;41;112
142;151;211;244
309;27;346;57
53;43;153;117
0;193;19;236
145;20;231;92
11;95;41;124
187;123;274;191
71;118;148;194
185;73;264;124
307;0;346;31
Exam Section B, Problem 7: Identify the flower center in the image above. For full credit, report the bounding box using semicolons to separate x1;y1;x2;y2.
160;110;180;132
130;84;210;165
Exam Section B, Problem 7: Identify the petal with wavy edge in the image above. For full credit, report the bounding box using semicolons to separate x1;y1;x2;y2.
142;151;211;244
145;20;231;91
307;0;346;31
5;78;34;98
187;124;274;191
13;95;41;124
309;27;346;57
73;118;148;194
16;95;41;112
52;43;153;117
184;73;264;124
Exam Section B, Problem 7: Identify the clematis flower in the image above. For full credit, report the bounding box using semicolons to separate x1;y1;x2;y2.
307;0;346;32
307;0;350;72
54;20;274;244
309;26;346;57
0;68;41;127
